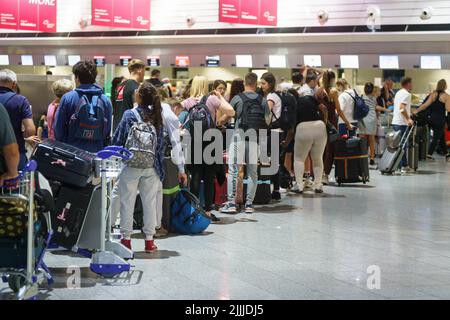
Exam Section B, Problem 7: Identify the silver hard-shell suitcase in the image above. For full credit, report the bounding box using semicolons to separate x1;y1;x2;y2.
379;124;416;174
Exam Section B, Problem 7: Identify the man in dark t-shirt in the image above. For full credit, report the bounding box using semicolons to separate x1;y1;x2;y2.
0;103;20;184
147;69;163;88
113;59;149;132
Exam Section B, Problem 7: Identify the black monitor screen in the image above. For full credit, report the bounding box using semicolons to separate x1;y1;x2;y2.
383;69;405;83
120;57;132;66
206;55;220;67
94;56;106;66
147;56;160;67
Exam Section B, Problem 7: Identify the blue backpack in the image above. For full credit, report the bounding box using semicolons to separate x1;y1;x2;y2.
348;90;370;120
70;94;107;142
171;189;211;235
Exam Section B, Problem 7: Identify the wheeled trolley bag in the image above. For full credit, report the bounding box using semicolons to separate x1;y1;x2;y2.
334;137;370;185
379;125;416;175
32;139;96;188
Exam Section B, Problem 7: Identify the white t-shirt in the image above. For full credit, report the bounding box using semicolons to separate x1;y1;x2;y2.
338;89;357;124
299;84;315;97
267;92;283;132
392;88;412;126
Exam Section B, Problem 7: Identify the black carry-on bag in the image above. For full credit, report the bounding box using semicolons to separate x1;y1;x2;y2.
379;124;416;175
32;139;96;188
334;137;370;186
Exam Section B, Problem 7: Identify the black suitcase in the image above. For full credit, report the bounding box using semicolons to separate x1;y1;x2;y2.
32;139;96;188
249;167;271;205
416;126;429;161
52;184;96;249
334;137;370;185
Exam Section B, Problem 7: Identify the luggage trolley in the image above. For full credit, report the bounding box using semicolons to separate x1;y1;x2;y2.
89;146;134;278
0;161;54;300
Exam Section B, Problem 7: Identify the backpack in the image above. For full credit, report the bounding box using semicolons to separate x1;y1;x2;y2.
238;93;267;131
185;96;215;134
70;94;107;142
347;90;369;121
271;91;297;131
170;189;211;235
125;109;157;169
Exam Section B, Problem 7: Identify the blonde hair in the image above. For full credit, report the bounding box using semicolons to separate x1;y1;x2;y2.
336;79;349;91
436;79;447;92
189;75;209;98
52;79;74;98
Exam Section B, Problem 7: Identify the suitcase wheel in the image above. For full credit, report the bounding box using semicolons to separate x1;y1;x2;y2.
8;275;26;293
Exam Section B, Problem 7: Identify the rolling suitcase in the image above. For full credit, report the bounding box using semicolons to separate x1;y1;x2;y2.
408;126;419;171
334;137;370;185
416;125;429;161
214;178;227;208
379;125;415;175
243;167;271;205
52;184;97;249
32;139;96;188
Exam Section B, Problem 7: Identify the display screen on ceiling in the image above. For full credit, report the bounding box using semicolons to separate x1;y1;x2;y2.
147;56;160;67
0;55;9;65
421;56;441;69
379;55;399;69
340;55;359;69
304;55;322;67
176;56;190;67
269;55;286;68
94;56;106;66
68;55;81;66
120;57;132;66
44;55;57;66
21;55;33;66
236;55;253;68
206;56;220;67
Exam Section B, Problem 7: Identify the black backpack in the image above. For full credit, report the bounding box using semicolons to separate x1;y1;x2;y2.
238;93;267;131
271;91;297;131
186;96;215;135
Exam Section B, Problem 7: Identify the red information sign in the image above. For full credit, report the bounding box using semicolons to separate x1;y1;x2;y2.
92;0;151;30
0;0;57;32
219;0;277;26
219;0;240;24
38;0;57;32
92;0;113;27
0;0;19;30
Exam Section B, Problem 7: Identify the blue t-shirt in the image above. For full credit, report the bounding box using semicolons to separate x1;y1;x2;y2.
0;87;33;154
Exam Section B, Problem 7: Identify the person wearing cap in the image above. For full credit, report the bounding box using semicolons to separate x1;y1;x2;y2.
113;59;149;131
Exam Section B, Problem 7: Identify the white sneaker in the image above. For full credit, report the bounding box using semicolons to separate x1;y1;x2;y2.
322;175;329;185
290;184;303;194
279;187;288;194
400;166;412;174
304;177;313;189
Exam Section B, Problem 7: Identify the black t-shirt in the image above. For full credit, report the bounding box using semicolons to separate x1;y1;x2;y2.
113;79;140;131
148;78;163;88
297;96;322;124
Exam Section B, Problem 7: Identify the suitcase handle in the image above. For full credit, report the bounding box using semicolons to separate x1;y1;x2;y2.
53;147;76;160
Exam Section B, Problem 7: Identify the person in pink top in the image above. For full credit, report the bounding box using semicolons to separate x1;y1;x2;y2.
47;79;74;140
182;76;235;222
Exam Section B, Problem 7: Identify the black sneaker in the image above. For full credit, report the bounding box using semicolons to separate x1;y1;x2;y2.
315;188;324;194
370;159;375;166
272;191;281;201
210;213;220;223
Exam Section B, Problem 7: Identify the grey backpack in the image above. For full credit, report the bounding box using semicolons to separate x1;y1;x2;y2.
125;109;157;169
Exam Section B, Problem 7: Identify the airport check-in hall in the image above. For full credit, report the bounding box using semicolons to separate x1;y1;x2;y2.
0;0;449;303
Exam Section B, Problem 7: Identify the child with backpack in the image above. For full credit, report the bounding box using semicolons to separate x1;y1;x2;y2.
112;82;165;253
182;76;235;222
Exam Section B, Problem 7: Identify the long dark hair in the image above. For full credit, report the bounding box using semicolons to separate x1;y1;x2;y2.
230;78;244;101
137;82;163;131
322;70;336;93
261;72;276;93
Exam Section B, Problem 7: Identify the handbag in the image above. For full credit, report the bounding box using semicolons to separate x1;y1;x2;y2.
326;122;339;143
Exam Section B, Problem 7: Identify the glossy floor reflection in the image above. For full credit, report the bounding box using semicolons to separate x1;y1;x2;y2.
1;159;449;300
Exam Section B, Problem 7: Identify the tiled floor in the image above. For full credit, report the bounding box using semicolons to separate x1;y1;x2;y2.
1;158;449;300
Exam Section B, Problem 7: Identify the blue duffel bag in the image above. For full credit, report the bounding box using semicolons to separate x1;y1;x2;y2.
171;189;211;235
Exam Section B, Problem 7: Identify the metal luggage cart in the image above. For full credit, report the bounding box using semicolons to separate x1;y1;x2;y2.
0;161;53;300
88;146;134;278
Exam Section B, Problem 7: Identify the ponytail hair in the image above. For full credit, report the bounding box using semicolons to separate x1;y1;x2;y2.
322;70;336;92
137;82;163;131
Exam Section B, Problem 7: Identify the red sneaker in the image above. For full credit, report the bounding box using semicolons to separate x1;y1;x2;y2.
145;240;158;253
121;239;132;251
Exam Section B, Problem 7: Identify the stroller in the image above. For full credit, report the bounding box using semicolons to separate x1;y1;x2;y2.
0;161;54;300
